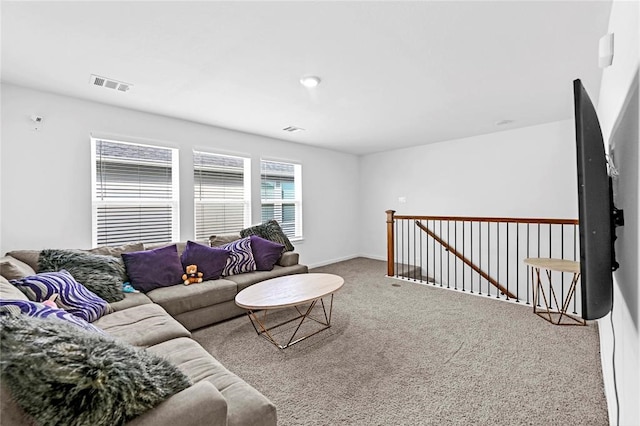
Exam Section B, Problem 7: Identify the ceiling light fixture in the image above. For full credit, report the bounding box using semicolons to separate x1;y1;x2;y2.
300;75;321;88
495;119;514;126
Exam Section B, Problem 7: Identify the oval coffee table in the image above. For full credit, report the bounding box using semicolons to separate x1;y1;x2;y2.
235;273;344;349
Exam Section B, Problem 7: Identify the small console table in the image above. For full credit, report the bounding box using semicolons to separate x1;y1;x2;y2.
523;258;586;326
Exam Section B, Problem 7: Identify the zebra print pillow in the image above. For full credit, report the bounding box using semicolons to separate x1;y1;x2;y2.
10;270;111;322
0;299;105;334
220;237;257;276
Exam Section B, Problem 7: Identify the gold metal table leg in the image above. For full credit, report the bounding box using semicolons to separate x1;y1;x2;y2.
245;294;336;349
531;266;585;326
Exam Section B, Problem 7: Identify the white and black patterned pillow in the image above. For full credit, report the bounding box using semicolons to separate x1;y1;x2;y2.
220;237;257;276
0;299;104;334
0;314;191;426
10;270;111;322
240;219;295;252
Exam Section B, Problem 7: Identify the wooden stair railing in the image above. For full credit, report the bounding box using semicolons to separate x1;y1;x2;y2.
386;210;579;304
414;220;517;300
386;210;396;277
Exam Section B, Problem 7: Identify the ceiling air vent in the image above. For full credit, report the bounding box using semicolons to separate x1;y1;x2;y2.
283;126;305;133
90;74;132;93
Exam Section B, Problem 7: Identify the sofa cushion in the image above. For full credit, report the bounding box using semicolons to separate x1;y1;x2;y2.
4;250;40;273
0;276;28;301
209;233;242;247
87;241;145;257
240;219;294;252
122;244;184;292
147;337;277;426
0;256;36;280
0;314;191;426
173;300;246;331
249;236;284;271
92;303;191;348
180;241;230;281
144;240;210;257
38;249;126;303
220;237;256;276
107;291;153;312
146;279;238;318
226;264;310;292
10;270;111;322
0;384;31;426
0;299;105;334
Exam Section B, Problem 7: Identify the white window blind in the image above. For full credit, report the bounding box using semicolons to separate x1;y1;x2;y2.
91;138;179;246
260;160;302;238
194;151;250;239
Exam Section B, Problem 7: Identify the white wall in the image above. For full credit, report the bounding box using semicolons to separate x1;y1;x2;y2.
358;120;578;260
596;1;639;424
0;83;360;268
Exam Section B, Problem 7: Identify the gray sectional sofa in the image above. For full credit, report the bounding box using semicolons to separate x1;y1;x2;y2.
0;234;309;426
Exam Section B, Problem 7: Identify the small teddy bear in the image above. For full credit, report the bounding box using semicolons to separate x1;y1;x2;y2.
182;264;203;285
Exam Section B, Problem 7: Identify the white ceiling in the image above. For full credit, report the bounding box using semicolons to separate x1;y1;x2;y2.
1;1;612;155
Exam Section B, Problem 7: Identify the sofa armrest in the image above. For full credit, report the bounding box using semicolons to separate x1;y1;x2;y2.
278;251;299;267
127;381;227;426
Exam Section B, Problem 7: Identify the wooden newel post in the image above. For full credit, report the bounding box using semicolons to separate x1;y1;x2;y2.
386;210;396;277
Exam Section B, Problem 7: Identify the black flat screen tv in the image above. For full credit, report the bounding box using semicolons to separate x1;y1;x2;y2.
573;78;622;320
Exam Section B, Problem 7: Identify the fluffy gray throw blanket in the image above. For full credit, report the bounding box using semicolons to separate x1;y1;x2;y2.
0;314;191;426
38;249;126;302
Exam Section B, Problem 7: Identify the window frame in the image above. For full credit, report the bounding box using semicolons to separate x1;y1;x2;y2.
193;150;251;239
90;137;180;247
260;159;303;240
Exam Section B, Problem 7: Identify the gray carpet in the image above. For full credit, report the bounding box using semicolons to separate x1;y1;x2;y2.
192;257;608;425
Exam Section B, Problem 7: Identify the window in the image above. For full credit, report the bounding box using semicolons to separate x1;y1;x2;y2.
260;160;302;238
193;151;251;239
91;138;179;246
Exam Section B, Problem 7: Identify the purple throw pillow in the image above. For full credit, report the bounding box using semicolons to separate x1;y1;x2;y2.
10;270;111;322
250;235;284;271
220;237;257;276
0;299;105;334
121;244;184;293
180;241;230;281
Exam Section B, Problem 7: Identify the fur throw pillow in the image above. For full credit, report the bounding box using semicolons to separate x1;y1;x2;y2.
240;219;295;252
0;314;191;426
38;249;126;302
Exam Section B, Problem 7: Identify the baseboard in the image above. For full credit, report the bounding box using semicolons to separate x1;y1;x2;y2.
358;253;386;262
307;254;386;269
307;254;360;269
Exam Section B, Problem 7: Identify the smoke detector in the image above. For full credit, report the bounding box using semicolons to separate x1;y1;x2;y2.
90;74;132;92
